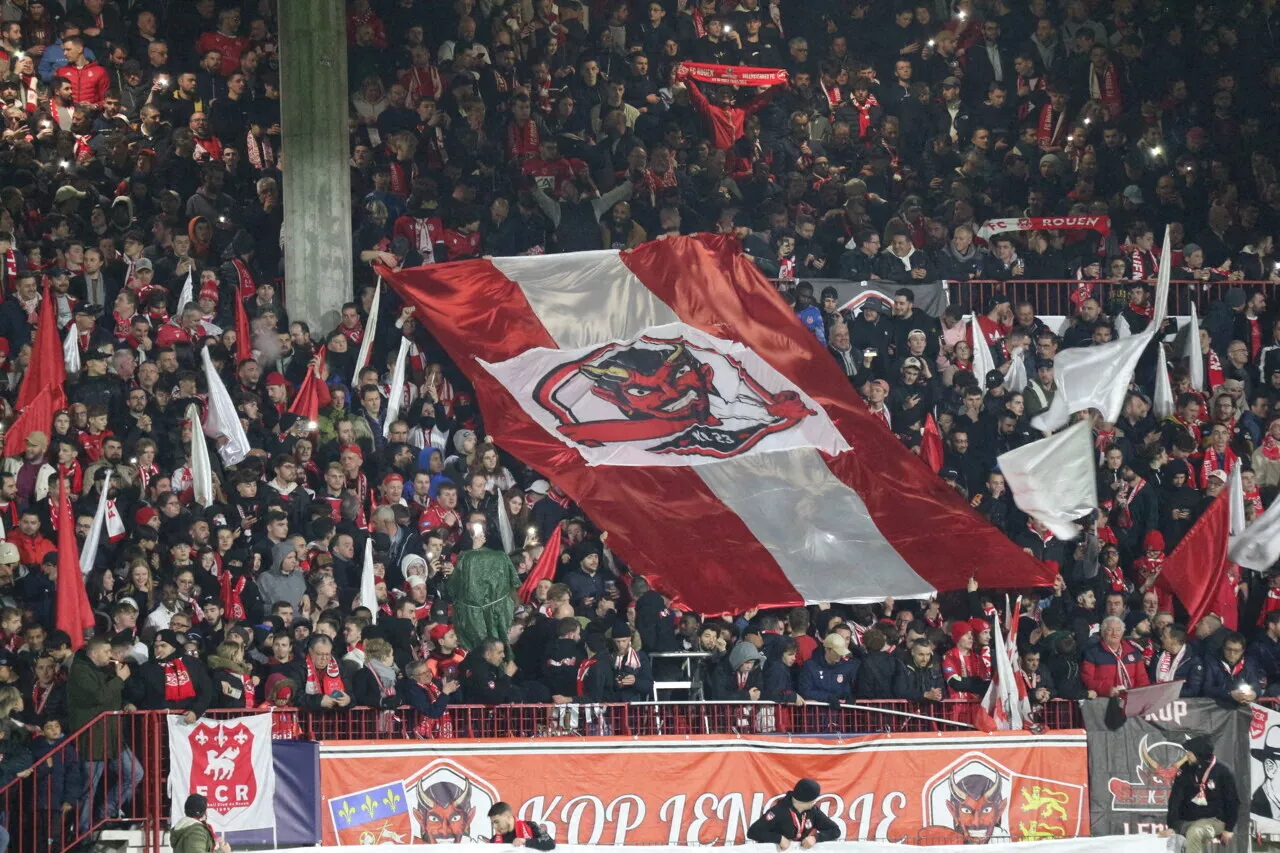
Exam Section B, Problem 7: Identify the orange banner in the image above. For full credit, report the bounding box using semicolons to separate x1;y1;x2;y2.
320;731;1089;846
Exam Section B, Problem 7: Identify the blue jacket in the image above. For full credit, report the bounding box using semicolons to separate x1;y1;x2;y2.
38;43;96;82
798;653;858;703
1147;651;1205;698
1201;656;1266;701
32;735;83;809
796;305;827;346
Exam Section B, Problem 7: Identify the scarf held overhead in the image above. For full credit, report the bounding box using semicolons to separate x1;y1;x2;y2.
677;61;789;87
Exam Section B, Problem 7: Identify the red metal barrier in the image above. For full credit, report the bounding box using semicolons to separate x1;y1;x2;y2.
10;697;1271;853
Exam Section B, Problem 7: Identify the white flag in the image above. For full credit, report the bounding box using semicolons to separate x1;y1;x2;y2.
1152;226;1172;329
357;537;378;623
1030;332;1152;432
1228;460;1247;538
201;347;251;466
79;477;111;576
1230;496;1280;571
972;321;995;391
187;402;214;507
1153;357;1174;419
63;328;80;373
497;480;515;553
355;278;381;383
979;607;1025;730
1005;346;1028;393
1185;302;1205;392
167;714;276;832
997;420;1098;541
176;269;194;313
382;336;411;438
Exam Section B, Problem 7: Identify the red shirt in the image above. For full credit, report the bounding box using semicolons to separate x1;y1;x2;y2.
195;31;251;76
442;229;480;261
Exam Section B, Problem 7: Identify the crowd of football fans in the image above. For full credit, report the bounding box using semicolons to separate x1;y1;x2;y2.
0;3;1276;833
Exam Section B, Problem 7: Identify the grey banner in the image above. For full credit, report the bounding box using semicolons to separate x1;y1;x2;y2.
1082;697;1250;852
799;279;949;319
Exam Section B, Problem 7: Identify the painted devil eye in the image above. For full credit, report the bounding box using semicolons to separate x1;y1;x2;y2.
675;365;691;378
626;388;652;397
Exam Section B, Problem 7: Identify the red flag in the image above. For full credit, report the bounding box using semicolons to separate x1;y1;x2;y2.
235;292;252;363
921;414;944;473
288;346;332;424
377;237;1051;613
519;523;562;605
54;479;93;650
3;375;66;456
1160;493;1236;630
17;285;66;410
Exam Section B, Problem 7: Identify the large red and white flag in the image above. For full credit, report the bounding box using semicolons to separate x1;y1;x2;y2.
167;714;276;832
378;237;1051;612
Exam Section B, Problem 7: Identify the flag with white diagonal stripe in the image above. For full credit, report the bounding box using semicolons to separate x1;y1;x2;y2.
377;237;1051;612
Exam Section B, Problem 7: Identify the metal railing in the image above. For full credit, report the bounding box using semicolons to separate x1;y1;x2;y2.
0;696;1240;853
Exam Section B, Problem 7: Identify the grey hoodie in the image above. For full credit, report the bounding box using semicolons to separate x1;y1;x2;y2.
256;541;306;611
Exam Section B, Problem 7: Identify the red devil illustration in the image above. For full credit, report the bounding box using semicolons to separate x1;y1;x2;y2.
550;340;811;454
414;778;476;843
945;770;1007;842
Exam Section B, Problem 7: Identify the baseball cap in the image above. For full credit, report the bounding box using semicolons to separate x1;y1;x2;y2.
133;257;153;272
54;185;86;204
1122;185;1144;204
526;479;550;495
0;542;19;565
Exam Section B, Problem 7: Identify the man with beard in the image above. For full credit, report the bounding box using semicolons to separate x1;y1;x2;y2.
889;288;941;362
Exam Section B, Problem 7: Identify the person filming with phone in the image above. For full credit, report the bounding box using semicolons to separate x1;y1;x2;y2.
298;634;353;712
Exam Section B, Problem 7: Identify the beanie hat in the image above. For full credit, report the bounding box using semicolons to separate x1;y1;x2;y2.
951;622;973;645
969;617;989;636
135;506;158;526
428;623;453;642
1143;531;1165;552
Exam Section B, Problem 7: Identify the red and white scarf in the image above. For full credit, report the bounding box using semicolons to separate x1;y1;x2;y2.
231;259;256;300
1115;477;1146;528
220;573;247;621
1200;447;1237;487
162;657;198;702
1104;642;1133;689
193;134;223;162
1155;645;1185;682
304;654;344;696
1037;103;1067;149
246;128;274;171
1089;63;1123;114
612;647;641;672
852;94;880;140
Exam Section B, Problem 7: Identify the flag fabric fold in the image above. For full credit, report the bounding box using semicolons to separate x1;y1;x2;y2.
377;236;1052;613
1029;331;1152;432
55;480;93;650
188;402;214;507
288;347;331;425
78;475;111;576
997;420;1098;541
519;523;562;605
176;270;194;313
1231;496;1280;571
383;336;411;438
201;347;251;466
972;320;996;391
357;537;378;622
1004;347;1028;393
1153;359;1174;419
5;285;67;455
234;283;252;363
355;278;381;382
1228;460;1246;538
1186;302;1205;392
921;414;944;473
497;480;515;553
62;327;80;374
1159;493;1235;630
976;603;1026;731
1152;227;1172;329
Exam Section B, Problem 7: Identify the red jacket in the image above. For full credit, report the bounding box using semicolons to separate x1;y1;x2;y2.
55;61;109;106
1081;639;1150;696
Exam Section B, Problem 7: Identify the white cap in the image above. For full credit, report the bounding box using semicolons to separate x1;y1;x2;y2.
526;479;551;495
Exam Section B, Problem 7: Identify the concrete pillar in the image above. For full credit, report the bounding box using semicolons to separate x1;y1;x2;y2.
279;0;351;335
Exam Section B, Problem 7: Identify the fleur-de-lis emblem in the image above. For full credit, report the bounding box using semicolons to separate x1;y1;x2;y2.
361;794;379;817
338;802;357;824
382;789;402;812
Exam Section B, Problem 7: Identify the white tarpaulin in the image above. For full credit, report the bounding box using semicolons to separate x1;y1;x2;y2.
356;278;382;381
357;537;378;623
1029;332;1152;432
189;402;214;507
272;837;1170;853
78;476;110;576
1186;303;1205;392
167;713;276;832
383;335;411;437
997;420;1098;540
201;347;251;466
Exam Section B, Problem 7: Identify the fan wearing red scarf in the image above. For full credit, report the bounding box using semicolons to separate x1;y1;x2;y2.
298;634;352;712
1081;616;1149;697
138;630;213;723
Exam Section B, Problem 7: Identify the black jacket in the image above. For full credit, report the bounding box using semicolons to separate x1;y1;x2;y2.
855;650;902;700
747;796;841;844
1168;757;1239;832
136;653;213;715
894;660;945;700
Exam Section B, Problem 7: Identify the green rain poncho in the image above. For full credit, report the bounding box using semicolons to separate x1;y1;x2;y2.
446;546;520;652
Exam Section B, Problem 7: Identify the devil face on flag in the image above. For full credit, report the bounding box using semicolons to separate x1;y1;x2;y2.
378;237;1051;613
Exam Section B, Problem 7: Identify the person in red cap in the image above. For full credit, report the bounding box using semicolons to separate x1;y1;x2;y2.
1135;531;1171;613
264;372;290;418
941;622;988;698
135;505;161;530
969;617;993;677
425;623;466;681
